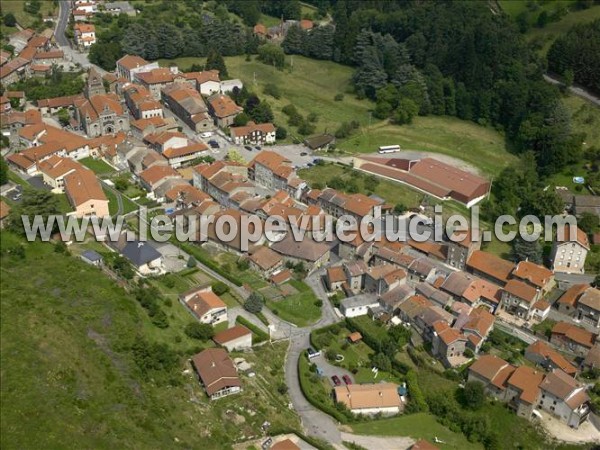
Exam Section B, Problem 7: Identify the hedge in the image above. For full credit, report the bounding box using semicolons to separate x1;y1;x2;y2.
235;316;269;344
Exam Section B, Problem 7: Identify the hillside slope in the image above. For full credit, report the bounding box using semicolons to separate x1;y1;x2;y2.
0;233;297;449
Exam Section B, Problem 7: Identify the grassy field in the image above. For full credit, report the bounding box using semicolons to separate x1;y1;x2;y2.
351;413;482;449
160;55;374;141
214;251;268;289
80;157;115;175
158;55;515;177
546;93;600;192
0;0;57;28
339;118;516;176
259;13;280;27
267;280;321;327
0;232;301;449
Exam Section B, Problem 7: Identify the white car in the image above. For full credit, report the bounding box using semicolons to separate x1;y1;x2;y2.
200;131;213;138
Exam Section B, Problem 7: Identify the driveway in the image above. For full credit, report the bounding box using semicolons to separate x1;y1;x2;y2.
339;432;415;450
152;242;189;272
310;353;354;387
284;330;344;446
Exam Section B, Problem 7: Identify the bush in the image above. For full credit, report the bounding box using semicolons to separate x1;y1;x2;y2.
184;322;215;341
186;256;197;268
461;381;485;410
211;281;230;296
334;93;344;101
4;13;17;27
244;292;265;313
275;126;287;140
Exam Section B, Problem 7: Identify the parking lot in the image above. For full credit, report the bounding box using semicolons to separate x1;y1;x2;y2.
204;132;316;168
2;183;23;203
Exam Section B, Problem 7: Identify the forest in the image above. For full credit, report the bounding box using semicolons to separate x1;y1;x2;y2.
547;19;600;94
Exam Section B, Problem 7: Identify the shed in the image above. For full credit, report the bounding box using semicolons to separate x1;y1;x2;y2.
347;331;362;343
80;249;103;266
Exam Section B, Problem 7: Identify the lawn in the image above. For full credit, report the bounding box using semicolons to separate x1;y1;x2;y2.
267;280;321;327
259;13;280;27
1;0;57;28
0;232;301;449
545;94;599;193
339;118;515;176
102;186;119;216
351;413;482;450
8;170;29;188
214;251;268;289
80;157;115;175
54;193;73;214
311;324;402;384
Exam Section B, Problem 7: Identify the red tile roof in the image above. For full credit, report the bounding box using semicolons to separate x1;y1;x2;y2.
467;250;515;283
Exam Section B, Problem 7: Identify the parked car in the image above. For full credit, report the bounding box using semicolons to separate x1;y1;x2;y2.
342;375;352;385
331;375;341;386
200;131;213;138
208;140;219;148
244;145;253;151
255;145;261;150
300;152;308;156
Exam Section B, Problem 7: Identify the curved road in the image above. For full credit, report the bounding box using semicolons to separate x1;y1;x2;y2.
543;73;600;107
55;0;71;47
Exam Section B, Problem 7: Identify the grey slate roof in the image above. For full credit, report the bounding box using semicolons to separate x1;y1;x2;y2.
81;249;102;262
121;241;161;267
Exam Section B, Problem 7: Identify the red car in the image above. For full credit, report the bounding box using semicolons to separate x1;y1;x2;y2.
342;375;352;385
331;375;341;386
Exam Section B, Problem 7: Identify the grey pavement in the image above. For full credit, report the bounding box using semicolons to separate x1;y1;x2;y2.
544;74;600;107
284;331;343;446
339;433;415;450
555;272;597;288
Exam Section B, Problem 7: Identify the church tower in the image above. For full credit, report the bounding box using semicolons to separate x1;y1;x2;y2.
85;67;106;98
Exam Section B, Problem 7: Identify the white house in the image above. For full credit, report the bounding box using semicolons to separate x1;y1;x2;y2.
74;23;96;49
180;287;228;326
213;325;253;351
230;121;276;145
339;294;379;318
220;79;243;93
551;225;590;274
538;369;590;429
334;383;403;415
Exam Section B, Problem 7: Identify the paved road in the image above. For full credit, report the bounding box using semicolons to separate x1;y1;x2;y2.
284;330;344;446
55;0;107;73
55;0;70;47
543;73;600;107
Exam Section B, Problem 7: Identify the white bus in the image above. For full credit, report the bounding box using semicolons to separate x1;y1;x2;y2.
378;145;401;154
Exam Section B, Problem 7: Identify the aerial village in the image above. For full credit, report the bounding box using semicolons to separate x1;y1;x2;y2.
1;1;599;449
